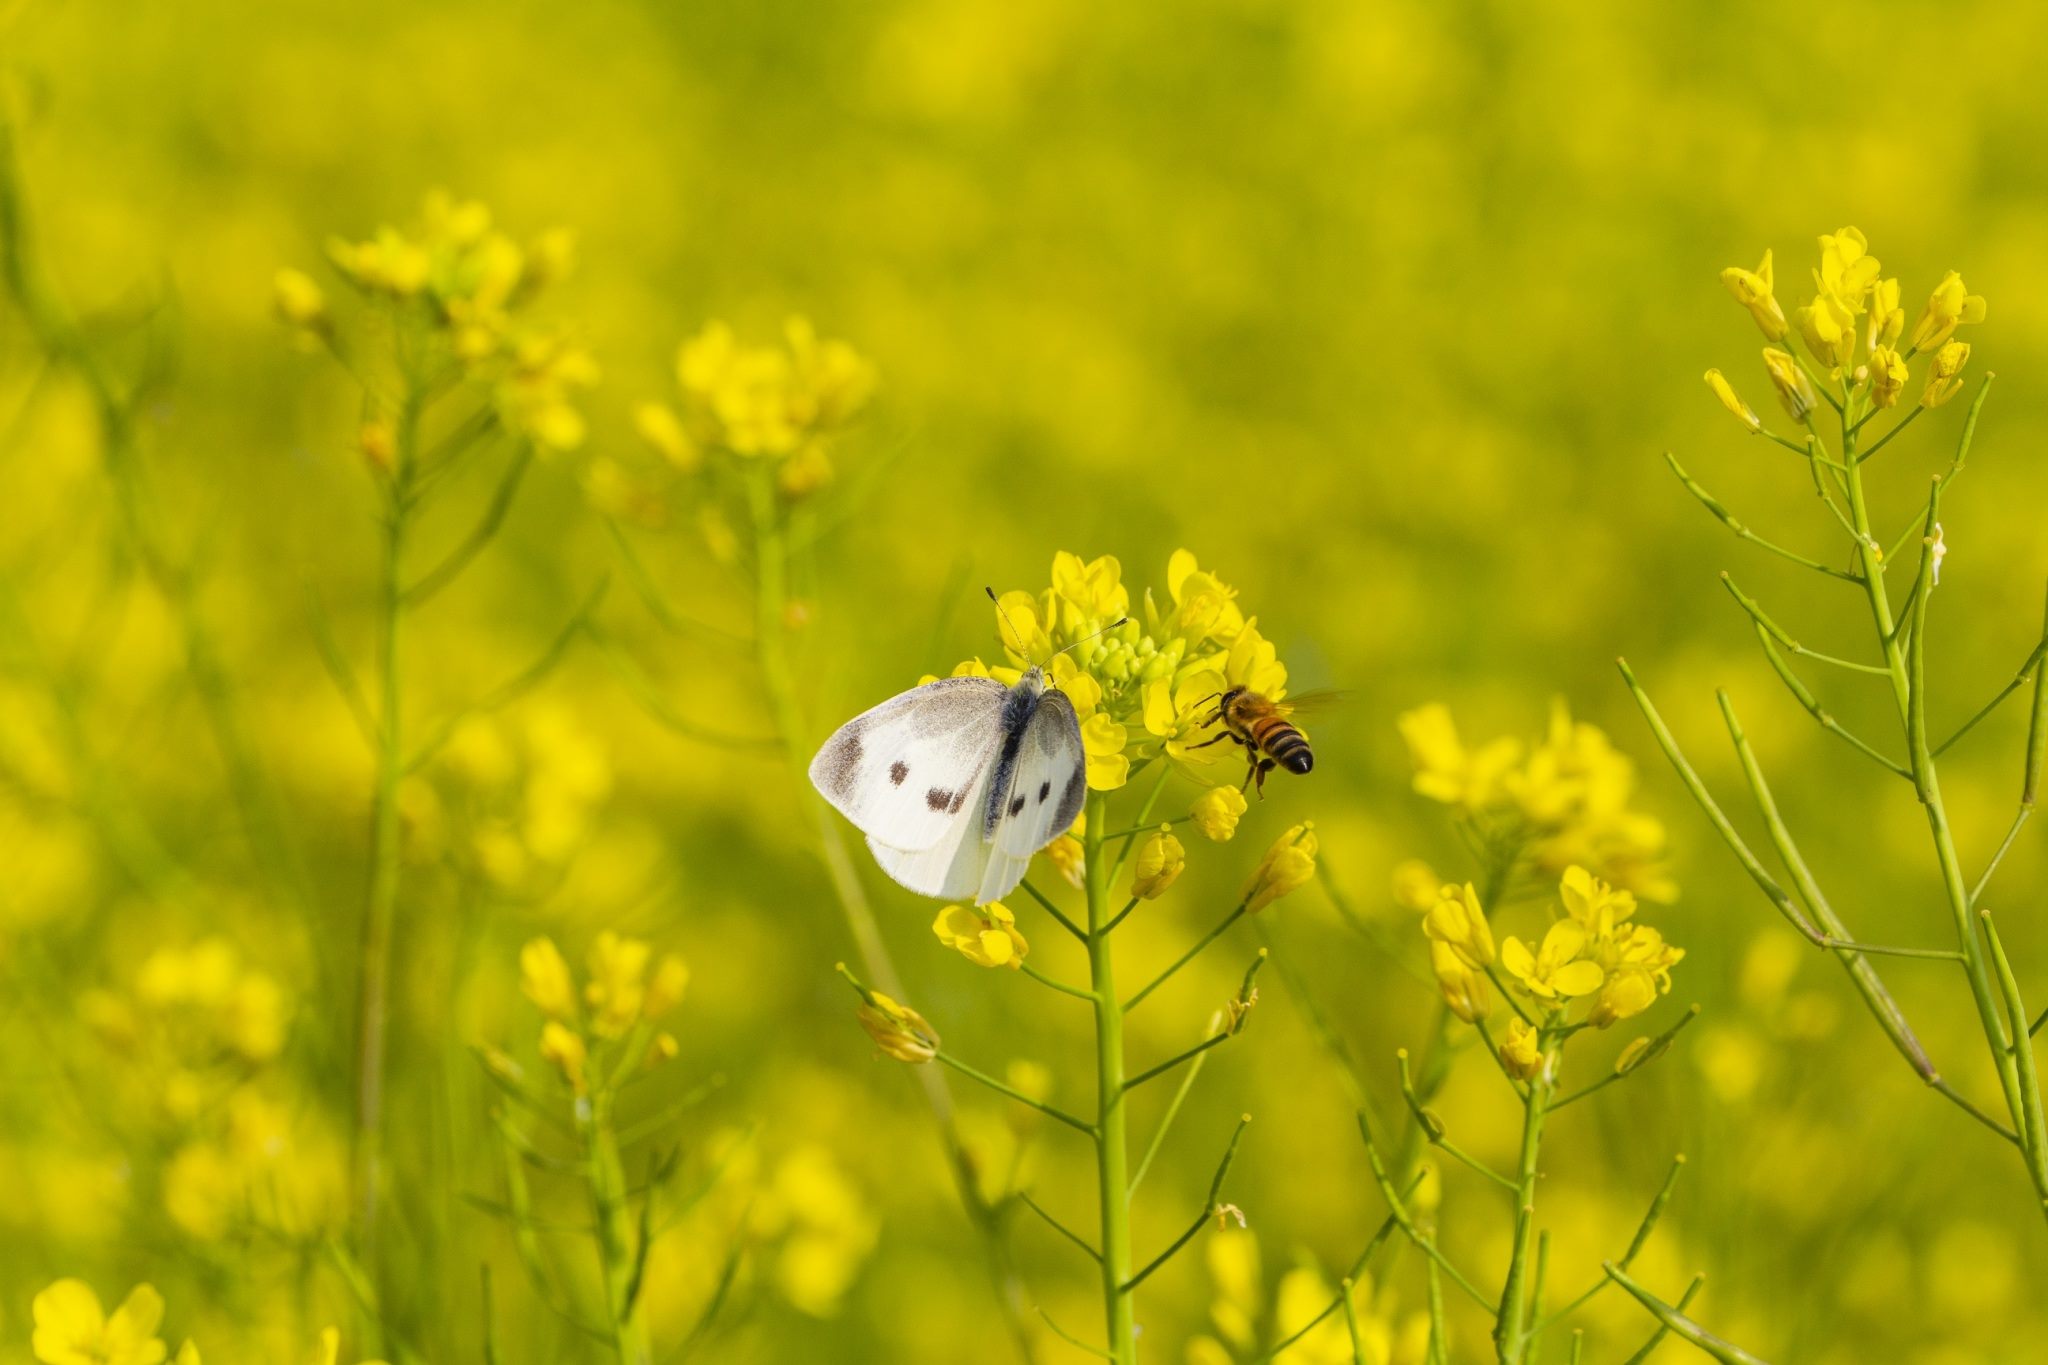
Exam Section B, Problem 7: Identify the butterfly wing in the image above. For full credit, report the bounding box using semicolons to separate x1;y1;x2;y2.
976;689;1088;903
865;758;998;899
809;676;1007;853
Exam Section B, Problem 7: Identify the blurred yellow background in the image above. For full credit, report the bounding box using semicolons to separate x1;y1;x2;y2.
4;1;2047;1362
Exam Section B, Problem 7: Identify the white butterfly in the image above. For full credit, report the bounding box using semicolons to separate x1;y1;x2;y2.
809;666;1088;904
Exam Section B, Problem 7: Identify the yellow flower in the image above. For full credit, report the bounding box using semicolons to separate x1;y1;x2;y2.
932;901;1029;968
1191;785;1248;842
1815;226;1880;305
1501;921;1604;1001
1243;823;1317;912
1043;830;1087;886
1868;345;1908;409
1908;270;1987;352
1430;941;1491;1023
1163;549;1247;644
1129;827;1185;899
519;937;577;1020
1081;711;1130;790
1050;551;1130;622
1721;249;1787;340
539;1021;587;1092
1796;293;1856;370
1921;340;1971;409
272;268;328;330
1397;704;1519;810
1391;859;1440;912
32;1281;166;1365
643;953;690;1018
1866;277;1904;350
1500;1018;1544;1080
306;1327;390;1365
1422;882;1495;969
633;401;698;471
1761;347;1816;422
1703;369;1760;433
854;989;940;1063
1590;965;1661;1028
1558;866;1636;941
584;931;651;1037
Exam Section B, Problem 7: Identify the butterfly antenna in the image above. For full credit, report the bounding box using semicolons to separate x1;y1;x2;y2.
1049;614;1131;661
986;586;1128;667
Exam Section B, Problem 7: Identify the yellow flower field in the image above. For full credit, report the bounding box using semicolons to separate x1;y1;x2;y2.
4;2;2048;1362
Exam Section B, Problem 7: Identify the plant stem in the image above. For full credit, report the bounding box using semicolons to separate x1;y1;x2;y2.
1083;790;1138;1363
585;1094;652;1365
351;388;418;1287
1494;1044;1554;1364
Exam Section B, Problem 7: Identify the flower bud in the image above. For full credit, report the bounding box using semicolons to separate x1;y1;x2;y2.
1720;251;1787;341
1242;823;1317;913
1429;941;1490;1023
1703;369;1761;433
1921;340;1970;409
1908;270;1986;352
272;268;329;331
1129;827;1185;900
1761;348;1816;422
519;937;577;1021
539;1020;587;1092
1500;1018;1543;1080
1422;882;1495;969
1191;786;1247;842
1867;345;1908;409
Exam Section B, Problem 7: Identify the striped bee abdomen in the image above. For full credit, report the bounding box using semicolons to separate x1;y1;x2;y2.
1250;716;1314;774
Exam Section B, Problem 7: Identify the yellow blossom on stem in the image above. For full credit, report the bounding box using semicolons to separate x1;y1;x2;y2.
643;953;690;1018
1500;1018;1544;1080
845;973;940;1064
1243;823;1317;912
1501;921;1604;1002
1815;226;1880;305
1797;293;1856;370
1044;828;1087;886
1129;827;1186;899
272;268;328;331
1397;703;1520;810
32;1281;166;1365
519;937;578;1020
1192;786;1248;842
1869;345;1909;409
1921;340;1971;409
1867;277;1904;350
1590;965;1661;1028
1081;712;1131;789
1430;941;1491;1023
1422;882;1495;969
932;901;1030;968
1558;865;1636;941
1704;369;1760;432
1761;347;1816;422
584;931;651;1037
1721;249;1788;340
539;1021;587;1092
1908;270;1987;352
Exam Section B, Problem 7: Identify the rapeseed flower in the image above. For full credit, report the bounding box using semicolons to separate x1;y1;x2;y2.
1909;270;1987;352
1721;249;1787;340
1192;786;1248;841
1244;822;1317;912
1922;340;1971;409
1703;369;1761;432
932;901;1029;968
1500;1018;1544;1080
1422;882;1495;969
31;1281;166;1365
1129;827;1185;899
1500;921;1604;1002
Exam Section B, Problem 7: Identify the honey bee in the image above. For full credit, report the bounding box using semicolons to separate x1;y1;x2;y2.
1190;687;1328;796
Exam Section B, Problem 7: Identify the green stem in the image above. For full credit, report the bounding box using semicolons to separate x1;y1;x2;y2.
351;389;418;1288
1124;902;1246;1011
585;1096;652;1365
1084;790;1137;1364
1493;1046;1554;1364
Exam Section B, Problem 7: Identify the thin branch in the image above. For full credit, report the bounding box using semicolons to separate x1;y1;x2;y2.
1125;902;1247;1012
402;442;534;607
1355;1111;1495;1316
1125;1032;1232;1093
1664;454;1859;581
602;517;751;648
1121;1113;1250;1292
1749;626;1909;778
1033;1308;1114;1362
1604;1264;1774;1365
1979;910;2048;1178
1255;1176;1420;1362
1018;960;1097;1004
1619;1274;1705;1365
1551;1007;1700;1109
1397;1049;1516;1191
1528;1154;1684;1337
1856;404;1923;464
1017;878;1087;943
586;624;778;751
1017;1191;1100;1263
1129;1014;1220;1198
305;583;378;748
934;1052;1094;1136
1935;641;2047;758
1722;574;1889;675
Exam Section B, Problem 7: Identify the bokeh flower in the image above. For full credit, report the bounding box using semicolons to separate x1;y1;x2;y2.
32;1280;166;1365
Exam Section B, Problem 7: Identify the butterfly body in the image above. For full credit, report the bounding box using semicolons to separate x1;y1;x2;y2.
810;667;1086;904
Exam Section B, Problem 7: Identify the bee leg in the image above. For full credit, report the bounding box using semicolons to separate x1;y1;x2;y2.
1187;732;1238;752
1253;757;1276;798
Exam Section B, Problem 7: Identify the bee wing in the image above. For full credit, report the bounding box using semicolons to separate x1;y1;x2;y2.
1272;688;1350;717
809;676;1007;853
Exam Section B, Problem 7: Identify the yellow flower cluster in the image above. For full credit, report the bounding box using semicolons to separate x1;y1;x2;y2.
939;550;1288;795
434;705;614;891
29;1281;382;1365
1398;700;1673;901
637;317;876;497
288;191;595;453
932;901;1029;968
1711;227;1986;428
1419;867;1682;1028
1186;1228;1429;1365
81;939;290;1118
519;932;688;1091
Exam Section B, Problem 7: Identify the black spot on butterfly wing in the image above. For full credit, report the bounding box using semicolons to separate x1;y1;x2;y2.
1008;794;1026;817
926;788;953;811
889;761;909;786
1037;781;1051;803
